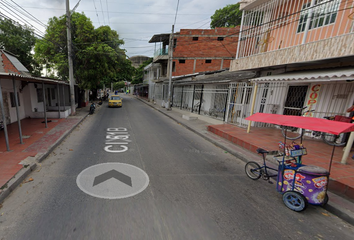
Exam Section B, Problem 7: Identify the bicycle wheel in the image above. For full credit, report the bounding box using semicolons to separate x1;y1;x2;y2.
281;126;303;140
245;162;262;180
322;132;346;146
282;191;307;212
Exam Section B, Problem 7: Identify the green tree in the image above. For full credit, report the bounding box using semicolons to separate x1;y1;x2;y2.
0;18;41;75
34;12;130;90
132;58;153;84
113;81;125;90
210;3;242;28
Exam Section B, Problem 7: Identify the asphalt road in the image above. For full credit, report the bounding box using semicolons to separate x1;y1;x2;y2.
1;95;354;240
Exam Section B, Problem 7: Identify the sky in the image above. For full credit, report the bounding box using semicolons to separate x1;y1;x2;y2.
0;0;239;58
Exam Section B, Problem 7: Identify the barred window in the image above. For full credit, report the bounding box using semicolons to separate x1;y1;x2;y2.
297;0;340;33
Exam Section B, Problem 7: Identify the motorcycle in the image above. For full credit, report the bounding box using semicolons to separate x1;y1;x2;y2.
89;102;96;114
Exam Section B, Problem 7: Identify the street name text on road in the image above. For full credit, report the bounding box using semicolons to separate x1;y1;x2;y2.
104;127;131;153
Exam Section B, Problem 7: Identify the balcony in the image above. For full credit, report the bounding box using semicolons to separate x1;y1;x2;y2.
153;48;169;62
231;0;354;71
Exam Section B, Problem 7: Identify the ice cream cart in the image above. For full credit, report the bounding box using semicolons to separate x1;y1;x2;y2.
245;113;354;212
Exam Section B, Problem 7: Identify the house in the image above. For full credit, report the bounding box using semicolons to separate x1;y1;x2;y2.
146;27;242;112
0;50;76;122
0;50;79;150
145;1;354;130
226;0;354;128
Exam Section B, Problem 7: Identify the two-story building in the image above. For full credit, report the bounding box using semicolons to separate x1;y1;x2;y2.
227;0;354;128
146;27;242;116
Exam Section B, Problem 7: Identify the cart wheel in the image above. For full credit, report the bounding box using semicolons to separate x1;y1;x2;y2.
283;191;307;212
245;162;262;180
321;194;329;207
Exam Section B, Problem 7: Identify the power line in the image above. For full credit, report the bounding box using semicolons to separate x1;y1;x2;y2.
99;0;106;25
8;0;46;28
92;0;101;26
106;0;111;25
0;1;45;37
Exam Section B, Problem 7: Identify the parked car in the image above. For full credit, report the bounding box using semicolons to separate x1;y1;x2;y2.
108;95;122;108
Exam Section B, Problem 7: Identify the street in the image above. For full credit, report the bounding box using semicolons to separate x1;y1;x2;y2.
0;95;354;240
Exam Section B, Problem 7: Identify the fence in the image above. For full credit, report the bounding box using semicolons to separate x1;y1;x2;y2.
172;84;229;121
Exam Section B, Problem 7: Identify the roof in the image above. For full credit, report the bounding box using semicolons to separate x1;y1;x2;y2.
173;70;257;85
3;51;29;73
149;33;171;43
0;50;68;85
250;68;354;82
0;72;69;85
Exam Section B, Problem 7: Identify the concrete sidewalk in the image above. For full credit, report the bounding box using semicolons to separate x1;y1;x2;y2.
1;96;354;226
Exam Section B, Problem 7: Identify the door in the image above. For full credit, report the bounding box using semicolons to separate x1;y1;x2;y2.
283;85;308;116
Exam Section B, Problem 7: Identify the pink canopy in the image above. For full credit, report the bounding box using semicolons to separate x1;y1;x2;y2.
246;113;354;135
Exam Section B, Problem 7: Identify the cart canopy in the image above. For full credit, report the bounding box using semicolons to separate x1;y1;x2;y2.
246;113;354;135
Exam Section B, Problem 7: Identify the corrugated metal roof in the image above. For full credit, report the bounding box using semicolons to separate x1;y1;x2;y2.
250;68;354;82
0;72;69;85
3;52;29;72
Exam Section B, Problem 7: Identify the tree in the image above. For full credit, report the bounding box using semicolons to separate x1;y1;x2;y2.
0;18;41;75
210;3;242;28
34;12;131;90
113;81;125;90
131;58;153;84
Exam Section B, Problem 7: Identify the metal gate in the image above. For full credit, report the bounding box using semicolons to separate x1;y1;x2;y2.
283;85;308;116
226;82;253;127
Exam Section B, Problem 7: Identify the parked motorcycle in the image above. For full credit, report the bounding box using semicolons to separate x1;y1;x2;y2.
89;102;96;114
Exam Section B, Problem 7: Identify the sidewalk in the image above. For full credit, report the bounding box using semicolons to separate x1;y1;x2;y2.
1;96;354;225
0;105;91;202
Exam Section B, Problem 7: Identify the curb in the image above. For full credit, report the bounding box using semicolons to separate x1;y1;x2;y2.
0;109;90;204
0;163;37;203
138;98;354;225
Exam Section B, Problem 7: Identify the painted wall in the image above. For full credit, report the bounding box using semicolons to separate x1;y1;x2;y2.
0;78;26;123
231;33;354;71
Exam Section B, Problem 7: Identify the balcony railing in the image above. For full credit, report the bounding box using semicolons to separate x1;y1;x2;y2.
154;48;168;58
236;0;354;59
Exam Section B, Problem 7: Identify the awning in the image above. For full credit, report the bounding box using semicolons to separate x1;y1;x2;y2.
250;68;354;82
246;113;354;135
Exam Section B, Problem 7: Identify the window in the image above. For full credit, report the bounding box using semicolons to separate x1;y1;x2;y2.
217;37;224;41
51;88;55;100
192;37;199;41
10;92;20;107
37;88;43;103
205;59;212;63
179;59;185;64
297;0;340;33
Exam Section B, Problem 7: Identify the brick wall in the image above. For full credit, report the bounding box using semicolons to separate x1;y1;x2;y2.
173;27;239;76
1;53;20;74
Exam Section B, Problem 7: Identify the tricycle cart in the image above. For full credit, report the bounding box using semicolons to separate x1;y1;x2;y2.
245;113;354;212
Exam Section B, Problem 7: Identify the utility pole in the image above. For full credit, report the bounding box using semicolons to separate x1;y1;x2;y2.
66;0;76;115
166;25;174;111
